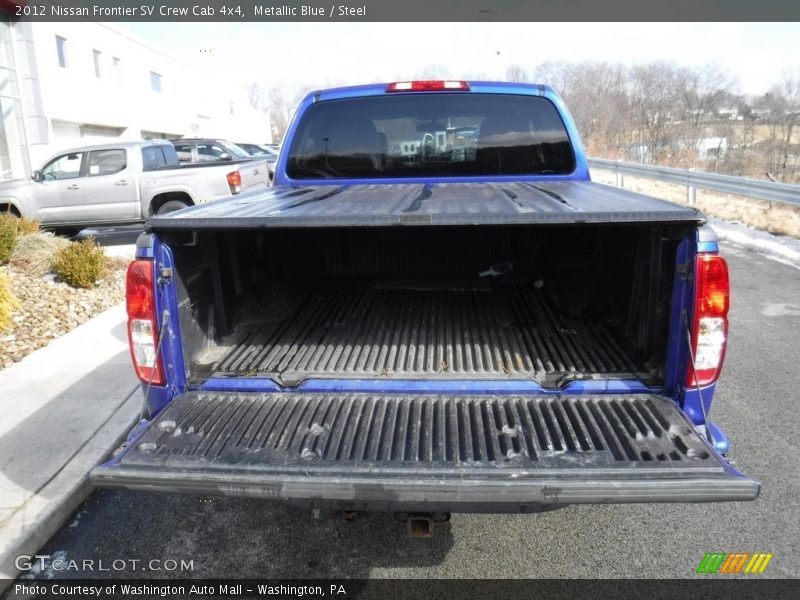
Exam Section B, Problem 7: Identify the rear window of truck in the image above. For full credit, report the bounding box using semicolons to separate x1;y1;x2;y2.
286;93;575;179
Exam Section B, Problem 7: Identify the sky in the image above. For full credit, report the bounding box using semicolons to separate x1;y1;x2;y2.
121;22;799;99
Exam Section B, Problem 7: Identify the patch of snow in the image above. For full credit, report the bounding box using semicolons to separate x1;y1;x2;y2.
709;217;800;270
762;303;800;318
24;550;67;579
103;244;136;259
68;509;86;529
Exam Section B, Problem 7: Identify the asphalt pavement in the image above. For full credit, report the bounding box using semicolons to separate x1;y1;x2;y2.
15;242;800;580
72;225;143;247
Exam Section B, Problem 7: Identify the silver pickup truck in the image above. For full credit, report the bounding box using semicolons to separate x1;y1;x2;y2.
0;139;269;228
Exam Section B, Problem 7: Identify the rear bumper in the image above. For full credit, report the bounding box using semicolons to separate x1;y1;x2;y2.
92;468;759;512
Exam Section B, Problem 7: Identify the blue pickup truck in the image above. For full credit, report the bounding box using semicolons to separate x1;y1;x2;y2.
92;81;759;532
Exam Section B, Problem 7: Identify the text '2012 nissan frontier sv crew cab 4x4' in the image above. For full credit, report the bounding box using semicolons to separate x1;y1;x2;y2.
92;81;759;533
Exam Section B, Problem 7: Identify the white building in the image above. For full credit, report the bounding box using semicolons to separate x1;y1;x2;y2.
696;136;728;160
0;19;270;180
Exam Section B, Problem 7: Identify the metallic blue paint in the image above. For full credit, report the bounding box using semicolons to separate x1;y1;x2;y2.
663;235;694;399
697;240;719;253
707;422;731;454
197;377;659;396
196;377;284;393
126;419;150;445
137;236;188;417
273;82;591;187
682;384;717;426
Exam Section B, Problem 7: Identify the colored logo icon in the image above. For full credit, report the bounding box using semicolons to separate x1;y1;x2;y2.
696;552;773;574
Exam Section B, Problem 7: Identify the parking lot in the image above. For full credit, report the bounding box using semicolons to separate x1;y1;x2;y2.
22;242;799;579
72;225;142;247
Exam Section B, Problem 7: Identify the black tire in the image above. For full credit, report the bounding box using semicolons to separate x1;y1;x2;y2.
155;200;190;215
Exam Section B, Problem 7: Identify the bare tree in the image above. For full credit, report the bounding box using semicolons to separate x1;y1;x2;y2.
265;86;290;143
628;62;682;163
505;64;528;83
527;61;631;157
415;64;452;80
773;69;800;181
529;61;572;96
676;64;736;166
247;82;266;110
566;62;631;156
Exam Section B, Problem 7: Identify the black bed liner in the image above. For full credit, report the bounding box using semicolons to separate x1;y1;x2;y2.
92;392;759;511
147;181;705;230
209;281;641;385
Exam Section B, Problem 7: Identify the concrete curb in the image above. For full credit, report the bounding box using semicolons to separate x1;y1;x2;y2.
0;391;140;588
0;303;142;590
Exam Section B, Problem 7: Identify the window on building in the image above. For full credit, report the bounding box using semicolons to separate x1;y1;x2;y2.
87;149;126;176
92;49;102;78
0;21;15;68
79;124;125;138
150;71;162;92
55;36;67;68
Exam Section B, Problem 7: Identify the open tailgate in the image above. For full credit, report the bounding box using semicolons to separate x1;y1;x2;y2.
91;392;759;511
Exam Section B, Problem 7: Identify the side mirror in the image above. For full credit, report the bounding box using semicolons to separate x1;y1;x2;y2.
32;170;43;182
219;153;233;161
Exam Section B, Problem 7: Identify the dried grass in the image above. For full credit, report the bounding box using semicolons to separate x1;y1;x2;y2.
9;232;71;276
0;269;18;331
593;171;800;238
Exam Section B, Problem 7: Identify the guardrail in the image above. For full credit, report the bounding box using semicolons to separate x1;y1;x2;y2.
588;158;800;207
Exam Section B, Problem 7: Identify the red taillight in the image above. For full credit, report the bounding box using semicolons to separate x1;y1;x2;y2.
386;80;470;92
687;254;729;387
227;170;242;194
126;260;164;385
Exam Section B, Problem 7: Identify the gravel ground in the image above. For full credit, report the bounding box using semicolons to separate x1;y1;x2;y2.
0;258;127;370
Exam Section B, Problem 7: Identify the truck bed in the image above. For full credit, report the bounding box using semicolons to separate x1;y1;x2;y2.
169;223;679;386
147;181;705;230
210;280;639;384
